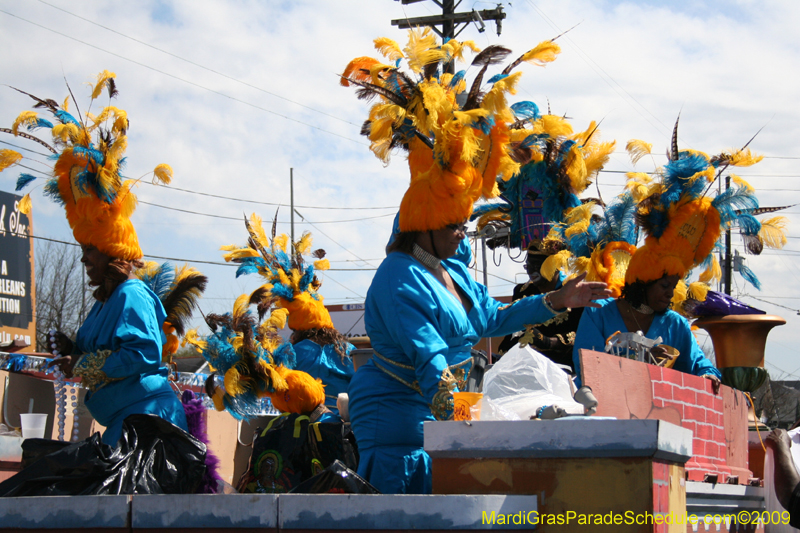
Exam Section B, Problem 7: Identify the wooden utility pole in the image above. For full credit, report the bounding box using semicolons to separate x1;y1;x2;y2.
391;0;506;41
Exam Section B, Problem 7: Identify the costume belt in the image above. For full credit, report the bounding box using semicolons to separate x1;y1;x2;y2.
371;350;472;395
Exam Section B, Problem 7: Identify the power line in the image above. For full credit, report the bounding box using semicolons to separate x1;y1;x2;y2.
1;146;399;212
34;0;359;128
142;181;398;211
0;8;365;145
137;199;395;224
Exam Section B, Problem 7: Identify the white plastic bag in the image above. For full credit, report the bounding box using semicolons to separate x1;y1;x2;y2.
481;344;584;420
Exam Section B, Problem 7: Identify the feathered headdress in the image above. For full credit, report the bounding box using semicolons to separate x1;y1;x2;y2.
625;119;789;292
0;71;173;260
341;28;563;232
134;262;208;365
183;293;297;419
221;214;333;332
539;190;640;298
473;111;616;250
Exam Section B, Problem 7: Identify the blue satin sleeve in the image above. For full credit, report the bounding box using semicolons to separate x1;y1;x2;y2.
460;266;561;339
75;279;166;379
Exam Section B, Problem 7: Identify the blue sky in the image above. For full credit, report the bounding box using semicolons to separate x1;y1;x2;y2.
1;0;799;376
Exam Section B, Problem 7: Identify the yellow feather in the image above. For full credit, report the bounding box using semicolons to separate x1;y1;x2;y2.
730;174;753;192
698;255;721;284
94;106;128;134
534;115;573;137
572;256;591;275
277;268;291;288
62;96;69;112
153;163;173;185
90;70;116;100
233;293;250;319
520;41;561;66
273;234;289;253
583;141;616;179
374;37;405;62
403;27;444;74
220;245;260;262
727;148;763;167
266;308;289;330
231;333;244;352
541;250;572;282
295;232;313;255
52;123;80;143
17;193;32;215
289;268;302;290
564;202;595;226
0;149;22;172
759;216;788;249
11;111;39;136
564;219;590;240
687;282;709;302
224;367;245;396
181;329;207;352
672;280;687;306
313;259;330;271
248;213;270;249
626;140;652;165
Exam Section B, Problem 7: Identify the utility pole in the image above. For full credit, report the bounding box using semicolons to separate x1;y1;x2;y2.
724;174;732;295
391;0;506;41
290;168;294;245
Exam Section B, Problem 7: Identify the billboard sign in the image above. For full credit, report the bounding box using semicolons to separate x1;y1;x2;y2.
0;190;35;347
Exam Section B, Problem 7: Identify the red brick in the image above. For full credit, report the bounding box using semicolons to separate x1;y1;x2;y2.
673;387;696;404
713;427;725;443
684;405;706;423
653;380;673;400
648;365;663;382
706;442;720;460
695;423;713;441
694;391;714;409
692;439;705;457
652;398;665;408
682;420;697;437
706;411;720;426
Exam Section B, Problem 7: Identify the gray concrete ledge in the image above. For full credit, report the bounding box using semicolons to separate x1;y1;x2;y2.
424;419;693;462
686;481;765;515
131;494;278;529
0;494;130;529
279;494;537;530
0;494;537;530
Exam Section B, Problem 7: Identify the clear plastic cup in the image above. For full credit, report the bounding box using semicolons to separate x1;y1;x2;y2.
20;413;47;439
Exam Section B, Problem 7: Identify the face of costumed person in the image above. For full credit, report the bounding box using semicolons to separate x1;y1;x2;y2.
645;274;680;313
428;221;467;259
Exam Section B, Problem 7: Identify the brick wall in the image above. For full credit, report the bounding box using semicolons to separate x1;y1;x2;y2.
581;349;751;484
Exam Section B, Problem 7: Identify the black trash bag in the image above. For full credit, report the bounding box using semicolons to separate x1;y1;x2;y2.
237;412;358;493
289;460;380;494
0;414;207;496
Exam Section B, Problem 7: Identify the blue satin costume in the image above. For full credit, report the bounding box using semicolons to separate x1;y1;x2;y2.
73;279;188;446
293;339;355;417
348;252;562;494
572;298;721;387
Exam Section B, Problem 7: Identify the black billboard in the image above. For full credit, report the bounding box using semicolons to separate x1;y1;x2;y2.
0;190;35;346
